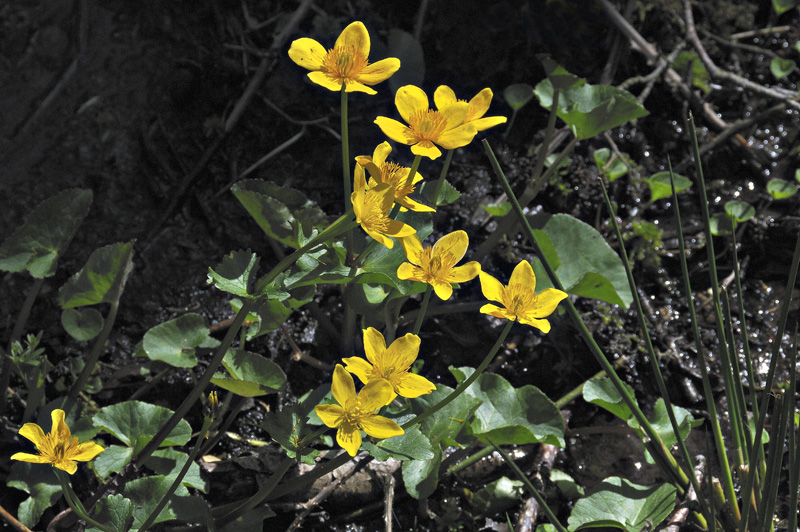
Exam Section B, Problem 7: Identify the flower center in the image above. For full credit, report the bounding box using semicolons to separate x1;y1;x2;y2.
503;283;537;316
407;109;447;142
322;46;368;85
381;162;414;197
359;191;391;232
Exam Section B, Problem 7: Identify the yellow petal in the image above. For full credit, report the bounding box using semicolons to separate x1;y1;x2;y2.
52;409;71;442
531;288;568;317
307;71;345;92
18;422;45;448
384;219;417;238
479;271;505;303
518;316;551;333
411;141;442;160
343;81;378;95
395;85;429;125
374;117;413;145
365;228;395;249
399;234;423;264
385;333;420;370
437;124;477;150
372;142;392;166
353;164;367;195
363;327;386;367
440;101;469;129
480;303;516;321
70;441;105;462
397;262;421;282
471;116;508;132
358;58;401;85
397;196;436;213
335;21;370;58
396;373;436;398
359;379;395;411
10;452;49;464
287;38;327;71
509;260;536;290
433;85;457;110
55;460;78;475
432;281;454;300
337;422;362;456
342;356;374;385
433;230;469;265
360;415;404;439
331;364;356;407
466;88;493;121
316;404;345;428
447;261;481;284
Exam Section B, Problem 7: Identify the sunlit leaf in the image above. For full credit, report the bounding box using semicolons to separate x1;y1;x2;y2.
725;200;755;222
629;398;702;464
0;188;92;278
420;178;461;206
142;313;217;368
583;376;634;421
645;172;692;202
670;51;711;93
770;56;796;79
773;0;798;14
538;56;583;90
550;469;585;499
7;463;60;529
87;494;134;532
593;147;630;181
211;349;286;396
481;201;512;217
469;477;524;516
402;446;442;500
94;401;192;453
61;307;104;341
93;445;133;479
363;427;435;461
504;83;535;111
229;297;291;340
207;249;261;298
58;241;135;308
767;178;798;200
146;448;207;493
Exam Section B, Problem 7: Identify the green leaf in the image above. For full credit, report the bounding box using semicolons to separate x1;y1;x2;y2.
146;448;207;493
58;241;135;308
568;477;677;532
262;384;327;464
232;179;328;248
451;367;565;446
211;349;286;396
767;178;798;200
629;398;702;464
362;427;435;461
94;401;192;453
122;475;212;530
481;201;512;217
551;469;585;499
88;494;134;532
61;307;104;341
583;377;634;421
504;83;535;111
670;51;711;93
725;200;755;222
413;383;482;446
710;212;734;236
538;56;583;90
207;249;261;298
773;0;798;14
388;28;425;93
94;444;134;479
142;313;216;368
282;241;353;289
402;446;442;500
0;188;92;278
534;78;648;139
420;178;461;206
229;297;291;340
770;56;796;79
645;171;692;202
469;476;525;516
593;147;630;181
531;213;633;308
7;463;61;529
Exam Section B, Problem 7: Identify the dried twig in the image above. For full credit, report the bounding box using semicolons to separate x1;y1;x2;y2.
729;26;792;41
0;503;35;532
384;472;396;532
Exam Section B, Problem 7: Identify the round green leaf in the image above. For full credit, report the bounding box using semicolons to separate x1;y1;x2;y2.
211;349;286;396
61;307;104;341
646;172;692;202
725;200;755;222
59;242;135;308
93;401;192;453
503;83;534;111
710;212;734;236
770;57;796;79
142;313;214;368
767;178;798;200
795;168;800;184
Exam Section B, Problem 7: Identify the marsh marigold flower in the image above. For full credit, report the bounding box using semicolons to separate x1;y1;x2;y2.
434;86;507;131
351;164;416;248
356;142;434;213
288;21;400;94
479;260;567;333
315;364;404;456
11;409;104;474
343;327;435;404
397;231;481;300
374;85;478;160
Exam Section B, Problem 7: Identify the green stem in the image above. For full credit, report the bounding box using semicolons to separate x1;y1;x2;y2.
341;86;354;261
403;320;513;430
411;285;433;335
402;154;423;191
55;470;115;532
432;149;454;206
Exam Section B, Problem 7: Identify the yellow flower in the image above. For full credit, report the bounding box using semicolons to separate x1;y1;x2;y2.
356;142;435;213
351;164;416;249
479;260;568;333
343;327;436;404
397;231;481;300
315;364;404;456
433;85;508;131
288;21;400;94
374;85;478;159
11;409;105;475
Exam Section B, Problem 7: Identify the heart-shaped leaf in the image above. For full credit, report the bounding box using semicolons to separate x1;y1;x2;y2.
504;83;535;111
583;376;635;421
61;307;104;341
645;172;692;202
211;349;286;396
770;56;796;79
87;494;134;532
94;401;192;453
725;200;755;222
767;178;798;200
363;427;435;461
207;249;261;298
59;241;135;308
142;313;217;368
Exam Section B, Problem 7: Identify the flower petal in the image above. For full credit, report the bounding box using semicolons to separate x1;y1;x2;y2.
337;422;362;457
353;164;367;195
397;262;422;282
518;316;551;333
509;260;536;290
432;281;454;300
471;116;508;132
358;58;401;85
436;124;477;150
18;422;46;448
335;21;370;58
360;415;404;440
399;234;423;265
531;288;568;317
466;88;493;121
447;261;481;283
316;404;345;428
375;117;413;145
343;81;377;95
342;356;374;385
10;452;50;464
396;373;436;398
70;441;105;462
440;101;469;129
479;271;505;303
433;230;469;265
288;38;327;71
395;85;429;125
359;379;395;412
386;333;420;371
480;303;515;321
397;196;436;213
365;228;395;248
383;219;417;238
363;327;386;367
307;71;345;92
372;142;392;166
433;85;457;110
52;409;71;442
410;141;442;160
55;459;78;475
331;364;356;407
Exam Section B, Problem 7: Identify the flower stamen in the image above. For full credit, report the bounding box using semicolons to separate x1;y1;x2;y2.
407;109;448;143
322;45;369;86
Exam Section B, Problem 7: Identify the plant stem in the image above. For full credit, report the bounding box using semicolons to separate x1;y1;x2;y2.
403;320;513;430
432;149;454;205
55;470;115;532
341;86;355;262
411;285;433;335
